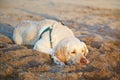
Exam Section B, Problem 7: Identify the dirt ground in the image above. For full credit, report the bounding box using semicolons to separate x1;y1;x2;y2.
0;0;120;80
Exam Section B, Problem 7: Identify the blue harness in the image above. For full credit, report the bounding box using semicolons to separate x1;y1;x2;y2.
39;25;53;48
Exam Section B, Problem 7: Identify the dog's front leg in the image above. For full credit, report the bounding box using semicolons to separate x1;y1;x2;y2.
52;54;65;66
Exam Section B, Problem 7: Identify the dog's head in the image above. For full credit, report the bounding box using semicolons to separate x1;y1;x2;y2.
55;37;89;65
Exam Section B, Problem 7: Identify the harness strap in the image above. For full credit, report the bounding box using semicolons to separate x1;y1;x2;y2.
39;25;54;48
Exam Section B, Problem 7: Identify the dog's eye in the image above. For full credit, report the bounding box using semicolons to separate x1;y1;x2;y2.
71;50;76;54
82;50;84;53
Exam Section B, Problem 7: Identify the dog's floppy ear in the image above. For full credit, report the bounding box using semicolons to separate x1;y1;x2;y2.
82;42;88;56
56;47;68;64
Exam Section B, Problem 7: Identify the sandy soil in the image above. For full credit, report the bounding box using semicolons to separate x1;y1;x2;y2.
0;0;120;80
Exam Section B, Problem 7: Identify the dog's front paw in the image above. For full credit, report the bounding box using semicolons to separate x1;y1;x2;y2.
52;55;65;66
55;60;65;66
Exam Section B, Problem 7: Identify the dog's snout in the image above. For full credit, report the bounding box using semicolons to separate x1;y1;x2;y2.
80;58;89;65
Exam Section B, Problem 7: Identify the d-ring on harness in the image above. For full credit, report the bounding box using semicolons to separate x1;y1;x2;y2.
39;24;54;48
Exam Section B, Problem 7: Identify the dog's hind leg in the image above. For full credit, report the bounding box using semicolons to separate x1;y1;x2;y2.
13;32;23;45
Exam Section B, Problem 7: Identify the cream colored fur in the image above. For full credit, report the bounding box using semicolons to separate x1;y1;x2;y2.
13;19;89;65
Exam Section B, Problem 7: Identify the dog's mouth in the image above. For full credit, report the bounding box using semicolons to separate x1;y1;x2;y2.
66;57;89;65
80;58;89;65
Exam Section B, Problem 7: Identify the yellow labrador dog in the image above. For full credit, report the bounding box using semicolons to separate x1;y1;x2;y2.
13;19;89;65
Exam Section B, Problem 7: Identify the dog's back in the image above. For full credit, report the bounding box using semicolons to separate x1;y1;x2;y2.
13;20;42;45
13;20;58;45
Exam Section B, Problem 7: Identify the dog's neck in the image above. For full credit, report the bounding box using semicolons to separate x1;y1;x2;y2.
39;24;55;48
39;26;53;48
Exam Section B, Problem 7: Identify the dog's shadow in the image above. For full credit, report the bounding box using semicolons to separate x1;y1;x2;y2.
0;22;14;39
